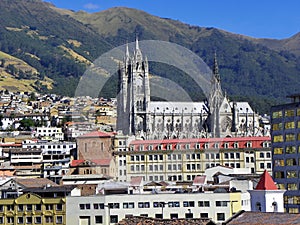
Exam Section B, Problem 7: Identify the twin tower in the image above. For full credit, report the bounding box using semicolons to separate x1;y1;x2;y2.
117;38;260;139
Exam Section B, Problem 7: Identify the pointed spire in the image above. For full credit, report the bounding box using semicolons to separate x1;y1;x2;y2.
213;51;220;82
255;170;278;190
125;42;130;58
134;34;142;62
135;34;140;51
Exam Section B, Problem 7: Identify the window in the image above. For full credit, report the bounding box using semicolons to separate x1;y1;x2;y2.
45;204;53;210
7;217;14;224
260;152;264;158
224;153;229;159
272;123;283;131
123;202;134;209
198;201;210;207
170;213;178;219
168;202;180;207
153;202;166;208
200;213;209;218
17;217;24;224
95;216;103;224
56;204;63;211
273;135;283;143
286;158;297;166
45;216;53;223
286;134;295;142
233;142;239;148
286;146;296;154
275;171;285;178
272;110;282;118
275;159;284;166
274;148;283;154
259;162;265;169
93;203;104;209
35;217;42;224
56;216;63;224
108;203;119;209
288;183;298;190
285;109;295;117
138;202;150;208
217;213;225;221
7;205;14;211
285;121;295;129
183;201;194;207
216;201;228;207
266;152;271;158
287;171;297;178
18;205;24;211
246;142;252;148
26;217;32;224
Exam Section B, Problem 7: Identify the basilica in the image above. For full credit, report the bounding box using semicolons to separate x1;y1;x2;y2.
117;38;264;140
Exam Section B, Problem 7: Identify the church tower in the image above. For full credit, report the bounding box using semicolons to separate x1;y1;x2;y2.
207;53;225;137
249;170;285;212
117;37;151;138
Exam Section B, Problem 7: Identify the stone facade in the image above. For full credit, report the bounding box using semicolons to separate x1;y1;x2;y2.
117;39;264;140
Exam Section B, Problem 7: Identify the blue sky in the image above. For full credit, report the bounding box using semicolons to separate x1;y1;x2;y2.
44;0;300;39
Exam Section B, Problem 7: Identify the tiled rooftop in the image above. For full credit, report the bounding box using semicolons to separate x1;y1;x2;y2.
117;216;216;225
224;211;300;225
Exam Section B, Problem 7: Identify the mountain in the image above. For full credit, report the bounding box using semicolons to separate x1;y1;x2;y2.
0;0;112;95
69;7;300;113
0;1;300;114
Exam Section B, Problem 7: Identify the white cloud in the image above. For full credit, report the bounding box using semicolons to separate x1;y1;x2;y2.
83;3;100;10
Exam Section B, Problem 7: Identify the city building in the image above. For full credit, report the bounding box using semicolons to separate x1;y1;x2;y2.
117;38;263;140
74;131;117;178
22;140;76;184
114;136;271;182
33;127;64;141
271;94;300;213
66;189;245;224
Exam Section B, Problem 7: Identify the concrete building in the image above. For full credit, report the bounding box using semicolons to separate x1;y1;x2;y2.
114;136;272;182
66;190;246;225
34;127;64;141
271;94;300;213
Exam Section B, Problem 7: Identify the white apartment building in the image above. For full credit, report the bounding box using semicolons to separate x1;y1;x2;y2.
34;126;64;141
22;140;76;183
66;190;249;224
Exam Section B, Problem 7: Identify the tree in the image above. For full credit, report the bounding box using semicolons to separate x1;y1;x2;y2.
19;118;35;131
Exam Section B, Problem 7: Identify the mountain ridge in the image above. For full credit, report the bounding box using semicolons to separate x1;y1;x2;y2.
0;1;299;113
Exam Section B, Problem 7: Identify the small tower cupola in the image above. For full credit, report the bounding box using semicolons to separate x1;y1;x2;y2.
249;170;286;213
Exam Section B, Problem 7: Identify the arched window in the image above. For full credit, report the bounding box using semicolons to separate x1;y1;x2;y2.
256;202;261;211
272;201;278;212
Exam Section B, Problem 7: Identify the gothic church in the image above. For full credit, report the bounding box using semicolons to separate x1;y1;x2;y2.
117;38;262;140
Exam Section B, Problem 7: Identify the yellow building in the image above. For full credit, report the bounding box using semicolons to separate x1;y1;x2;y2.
0;193;66;224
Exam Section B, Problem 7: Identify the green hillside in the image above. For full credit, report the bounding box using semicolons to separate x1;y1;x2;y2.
0;0;112;96
70;7;300;113
0;1;299;114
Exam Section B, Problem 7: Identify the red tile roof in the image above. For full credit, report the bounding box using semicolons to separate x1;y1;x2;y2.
193;175;206;185
225;211;300;225
130;176;143;186
15;178;58;188
78;130;112;138
255;170;278;190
